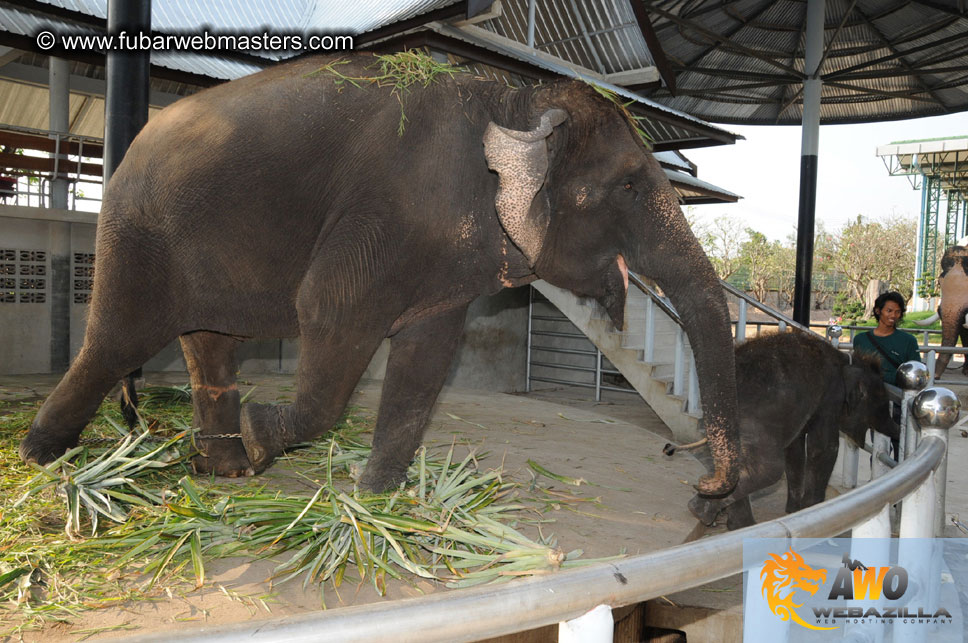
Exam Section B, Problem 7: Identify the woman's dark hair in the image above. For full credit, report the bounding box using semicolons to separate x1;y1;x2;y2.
872;291;906;321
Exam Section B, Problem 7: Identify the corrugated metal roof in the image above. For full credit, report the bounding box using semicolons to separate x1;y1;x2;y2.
653;150;692;173
2;1;463;78
33;0;462;35
640;0;968;125
483;0;653;75
665;169;740;204
430;22;738;149
0;0;741;149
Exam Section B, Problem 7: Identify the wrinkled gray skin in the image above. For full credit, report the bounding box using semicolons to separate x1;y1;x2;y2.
688;332;894;530
933;246;968;378
20;52;740;497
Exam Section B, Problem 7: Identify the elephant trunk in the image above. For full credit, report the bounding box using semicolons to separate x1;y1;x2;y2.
629;208;740;498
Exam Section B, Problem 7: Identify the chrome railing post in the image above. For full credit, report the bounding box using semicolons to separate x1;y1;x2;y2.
908;386;959;537
925;349;936;386
826;324;842;348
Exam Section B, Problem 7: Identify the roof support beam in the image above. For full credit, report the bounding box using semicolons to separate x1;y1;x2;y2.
0;60;187;108
629;0;676;93
565;0;607;74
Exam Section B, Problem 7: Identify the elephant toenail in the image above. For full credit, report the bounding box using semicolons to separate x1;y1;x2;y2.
245;467;254;477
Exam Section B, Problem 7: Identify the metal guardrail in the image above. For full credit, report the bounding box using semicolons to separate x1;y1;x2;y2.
720;279;809;339
120;391;953;643
0;124;103;212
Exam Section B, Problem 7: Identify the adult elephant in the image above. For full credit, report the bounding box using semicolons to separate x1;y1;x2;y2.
916;245;968;378
20;52;740;497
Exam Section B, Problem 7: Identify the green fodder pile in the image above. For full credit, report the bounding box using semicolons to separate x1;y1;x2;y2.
0;386;611;638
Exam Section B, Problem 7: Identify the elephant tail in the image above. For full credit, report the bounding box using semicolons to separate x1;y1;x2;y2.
662;437;708;456
914;311;940;326
120;372;140;429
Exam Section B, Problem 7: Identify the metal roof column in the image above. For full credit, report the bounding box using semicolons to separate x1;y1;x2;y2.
103;0;151;186
103;0;150;381
48;56;71;371
49;58;69;209
793;0;824;326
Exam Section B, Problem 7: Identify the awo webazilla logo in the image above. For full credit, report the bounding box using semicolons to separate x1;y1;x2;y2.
760;548;954;629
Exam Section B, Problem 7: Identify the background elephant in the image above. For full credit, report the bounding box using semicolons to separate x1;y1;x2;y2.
916;245;968;378
20;51;740;496
684;331;894;530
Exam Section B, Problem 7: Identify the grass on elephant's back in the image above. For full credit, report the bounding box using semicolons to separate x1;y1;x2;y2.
0;391;607;636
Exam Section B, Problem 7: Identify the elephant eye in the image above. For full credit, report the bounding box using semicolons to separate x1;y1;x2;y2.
624;183;632;190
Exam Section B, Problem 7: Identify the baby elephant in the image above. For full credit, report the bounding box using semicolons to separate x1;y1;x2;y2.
684;331;894;530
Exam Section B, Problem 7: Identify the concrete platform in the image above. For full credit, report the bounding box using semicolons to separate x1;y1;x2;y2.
0;372;705;641
2;372;967;642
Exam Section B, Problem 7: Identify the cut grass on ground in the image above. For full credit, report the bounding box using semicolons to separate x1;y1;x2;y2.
0;388;611;637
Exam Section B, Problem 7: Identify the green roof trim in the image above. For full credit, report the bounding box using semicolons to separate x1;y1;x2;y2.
888;135;968;145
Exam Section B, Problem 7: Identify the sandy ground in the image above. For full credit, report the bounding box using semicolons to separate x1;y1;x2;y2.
1;371;967;642
0;373;708;642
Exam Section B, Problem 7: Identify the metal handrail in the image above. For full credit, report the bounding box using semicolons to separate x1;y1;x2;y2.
628;271;680;323
119;436;947;643
719;279;809;332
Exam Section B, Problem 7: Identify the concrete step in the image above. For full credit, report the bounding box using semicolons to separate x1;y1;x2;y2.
531;280;702;443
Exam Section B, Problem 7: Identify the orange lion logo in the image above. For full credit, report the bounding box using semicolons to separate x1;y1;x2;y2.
760;549;836;631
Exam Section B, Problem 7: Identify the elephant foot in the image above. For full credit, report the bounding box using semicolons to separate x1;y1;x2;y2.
359;459;409;493
19;426;77;466
239;403;296;473
688;494;723;527
192;437;255;478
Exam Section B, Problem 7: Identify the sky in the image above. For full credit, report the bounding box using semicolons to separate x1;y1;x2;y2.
683;112;968;242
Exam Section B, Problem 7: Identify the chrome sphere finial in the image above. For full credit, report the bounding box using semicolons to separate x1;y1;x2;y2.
911;387;961;430
896;361;929;391
827;325;843;339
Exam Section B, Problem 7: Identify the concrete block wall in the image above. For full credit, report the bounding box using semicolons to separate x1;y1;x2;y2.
1;205;530;393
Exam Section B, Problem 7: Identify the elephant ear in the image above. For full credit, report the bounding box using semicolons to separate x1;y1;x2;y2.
483;109;568;266
843;365;866;410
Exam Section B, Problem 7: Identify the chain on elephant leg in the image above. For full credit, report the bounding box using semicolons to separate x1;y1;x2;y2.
239;403;299;472
192;434;254;478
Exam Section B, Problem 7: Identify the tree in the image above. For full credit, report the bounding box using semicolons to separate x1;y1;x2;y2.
740;228;788;303
700;214;747;280
824;215;917;301
809;223;839;309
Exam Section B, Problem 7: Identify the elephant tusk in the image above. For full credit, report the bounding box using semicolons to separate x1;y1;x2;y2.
662;437;708;456
963;312;968;330
914;311;939;326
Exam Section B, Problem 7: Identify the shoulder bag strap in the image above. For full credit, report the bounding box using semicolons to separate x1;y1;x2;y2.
866;333;903;369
